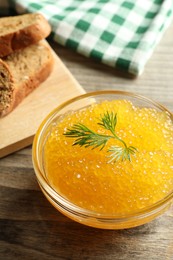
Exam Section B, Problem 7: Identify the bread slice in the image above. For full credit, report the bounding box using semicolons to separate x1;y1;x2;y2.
0;41;54;117
0;13;51;57
0;59;14;116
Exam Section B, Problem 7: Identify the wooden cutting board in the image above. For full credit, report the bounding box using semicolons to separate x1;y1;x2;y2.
0;43;85;158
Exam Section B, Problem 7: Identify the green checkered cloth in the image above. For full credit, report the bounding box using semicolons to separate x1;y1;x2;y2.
1;0;173;76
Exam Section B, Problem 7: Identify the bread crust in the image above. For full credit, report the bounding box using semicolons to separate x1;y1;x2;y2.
0;42;54;117
0;13;51;57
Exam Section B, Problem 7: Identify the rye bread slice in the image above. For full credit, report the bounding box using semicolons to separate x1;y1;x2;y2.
0;60;14;116
0;13;51;57
0;41;54;117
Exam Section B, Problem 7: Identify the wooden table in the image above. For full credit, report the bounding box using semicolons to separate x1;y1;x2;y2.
0;23;173;260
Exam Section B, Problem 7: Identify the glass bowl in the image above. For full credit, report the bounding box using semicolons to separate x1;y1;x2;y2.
32;90;173;229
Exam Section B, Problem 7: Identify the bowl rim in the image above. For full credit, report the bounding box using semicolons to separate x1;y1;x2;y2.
32;90;173;220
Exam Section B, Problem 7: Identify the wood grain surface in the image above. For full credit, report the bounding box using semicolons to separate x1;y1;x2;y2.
0;22;173;260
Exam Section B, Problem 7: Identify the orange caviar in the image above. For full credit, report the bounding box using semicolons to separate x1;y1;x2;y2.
44;100;173;214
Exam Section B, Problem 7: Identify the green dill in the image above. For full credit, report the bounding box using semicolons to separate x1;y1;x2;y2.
64;111;137;163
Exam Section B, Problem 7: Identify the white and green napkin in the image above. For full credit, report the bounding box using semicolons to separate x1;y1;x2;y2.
0;0;173;76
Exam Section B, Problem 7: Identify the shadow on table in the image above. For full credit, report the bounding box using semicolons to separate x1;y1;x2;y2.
1;184;163;260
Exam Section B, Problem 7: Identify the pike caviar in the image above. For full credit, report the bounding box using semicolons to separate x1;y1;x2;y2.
44;100;173;214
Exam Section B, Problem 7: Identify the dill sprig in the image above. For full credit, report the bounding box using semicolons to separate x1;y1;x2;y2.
64;111;137;163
